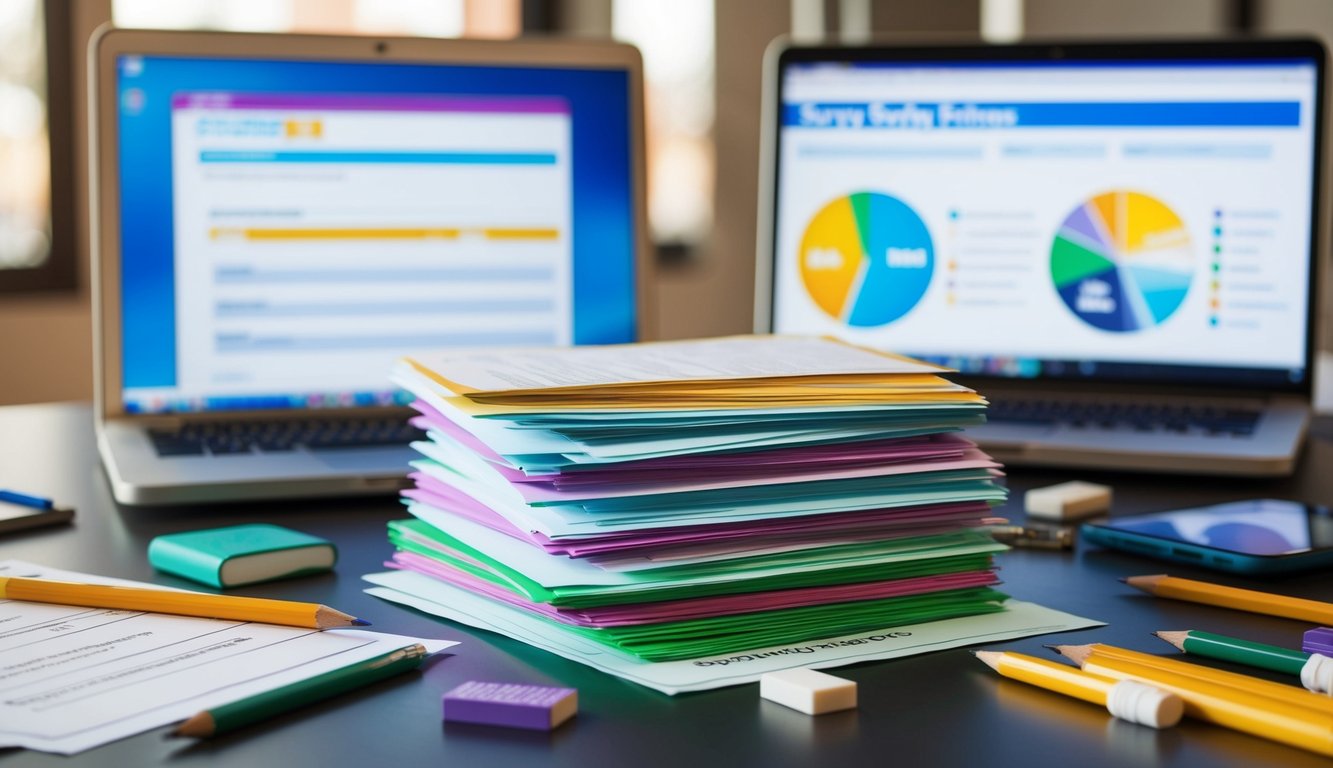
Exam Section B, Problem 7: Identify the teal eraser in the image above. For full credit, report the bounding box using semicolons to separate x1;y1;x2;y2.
148;524;337;588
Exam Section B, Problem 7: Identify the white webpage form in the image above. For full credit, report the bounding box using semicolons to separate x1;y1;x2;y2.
162;93;573;406
772;63;1317;376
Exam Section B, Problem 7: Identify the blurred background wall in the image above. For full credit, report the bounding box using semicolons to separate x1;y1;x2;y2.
1;0;1330;403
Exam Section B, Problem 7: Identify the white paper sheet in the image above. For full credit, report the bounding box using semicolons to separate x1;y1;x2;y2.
0;561;456;755
363;569;1103;695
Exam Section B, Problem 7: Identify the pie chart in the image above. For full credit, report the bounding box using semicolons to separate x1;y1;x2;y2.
1051;191;1193;333
799;192;934;327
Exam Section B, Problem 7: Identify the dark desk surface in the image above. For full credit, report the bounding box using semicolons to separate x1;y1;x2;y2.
3;402;1333;767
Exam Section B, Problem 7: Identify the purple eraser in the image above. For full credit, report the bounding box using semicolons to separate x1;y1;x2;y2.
1303;627;1333;656
442;681;578;731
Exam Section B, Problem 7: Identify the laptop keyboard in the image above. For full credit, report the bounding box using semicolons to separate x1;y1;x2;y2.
987;399;1261;437
148;418;425;457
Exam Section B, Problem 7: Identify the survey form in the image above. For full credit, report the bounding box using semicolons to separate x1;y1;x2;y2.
0;561;455;755
364;568;1102;694
404;335;952;396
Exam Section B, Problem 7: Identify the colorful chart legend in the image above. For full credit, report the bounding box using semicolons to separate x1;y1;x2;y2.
1051;191;1193;333
799;192;934;327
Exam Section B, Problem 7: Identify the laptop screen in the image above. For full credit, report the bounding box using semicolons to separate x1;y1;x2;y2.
769;45;1322;392
115;54;637;415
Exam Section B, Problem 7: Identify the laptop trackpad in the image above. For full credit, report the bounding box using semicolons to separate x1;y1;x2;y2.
310;445;417;473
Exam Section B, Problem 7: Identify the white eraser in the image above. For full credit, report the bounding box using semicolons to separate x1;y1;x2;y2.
1025;481;1112;520
1105;679;1183;729
760;668;857;715
1300;653;1333;695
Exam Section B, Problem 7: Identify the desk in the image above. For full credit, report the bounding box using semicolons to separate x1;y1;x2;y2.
3;402;1332;768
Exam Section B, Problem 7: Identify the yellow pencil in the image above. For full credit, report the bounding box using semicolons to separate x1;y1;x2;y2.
1058;647;1333;757
1124;574;1333;625
0;576;367;629
1053;644;1333;715
974;651;1183;728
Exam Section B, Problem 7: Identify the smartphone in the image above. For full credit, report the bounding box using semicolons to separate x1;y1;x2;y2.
1080;499;1333;575
0;500;74;536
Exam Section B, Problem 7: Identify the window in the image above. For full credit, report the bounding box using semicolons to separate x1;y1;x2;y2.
112;0;500;39
613;0;715;249
0;0;75;292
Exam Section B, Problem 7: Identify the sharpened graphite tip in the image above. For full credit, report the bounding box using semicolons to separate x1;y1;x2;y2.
352;618;372;626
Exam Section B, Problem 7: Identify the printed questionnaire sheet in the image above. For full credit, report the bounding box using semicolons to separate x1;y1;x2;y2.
0;560;455;755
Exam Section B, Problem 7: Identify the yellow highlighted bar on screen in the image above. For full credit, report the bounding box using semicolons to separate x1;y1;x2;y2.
209;227;559;241
482;228;560;240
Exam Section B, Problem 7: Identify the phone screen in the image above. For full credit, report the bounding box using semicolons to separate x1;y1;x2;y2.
1099;500;1333;556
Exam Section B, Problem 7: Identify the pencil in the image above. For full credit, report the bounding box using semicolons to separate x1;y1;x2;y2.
1057;649;1333;757
0;576;368;629
1155;631;1333;695
174;643;428;738
1052;644;1333;715
1123;574;1333;625
1155;630;1308;676
974;650;1183;728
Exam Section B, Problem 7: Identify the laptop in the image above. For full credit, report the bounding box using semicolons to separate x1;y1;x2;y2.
90;28;652;505
756;39;1326;476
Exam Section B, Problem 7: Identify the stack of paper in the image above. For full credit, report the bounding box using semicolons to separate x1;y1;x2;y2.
369;336;1015;668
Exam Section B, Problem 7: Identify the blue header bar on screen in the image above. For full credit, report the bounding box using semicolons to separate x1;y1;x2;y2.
781;101;1303;129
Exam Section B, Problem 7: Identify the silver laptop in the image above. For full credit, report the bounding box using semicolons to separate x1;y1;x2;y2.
756;39;1326;476
90;28;652;505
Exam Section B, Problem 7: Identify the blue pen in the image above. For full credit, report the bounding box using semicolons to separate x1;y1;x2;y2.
0;490;53;510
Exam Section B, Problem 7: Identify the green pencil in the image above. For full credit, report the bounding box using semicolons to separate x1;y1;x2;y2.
1154;629;1308;676
173;643;428;738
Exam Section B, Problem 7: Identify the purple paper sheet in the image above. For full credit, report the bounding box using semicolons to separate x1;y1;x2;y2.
543;437;971;487
509;450;1001;503
387;550;1000;627
410;403;532;474
405;474;995;562
411;398;981;487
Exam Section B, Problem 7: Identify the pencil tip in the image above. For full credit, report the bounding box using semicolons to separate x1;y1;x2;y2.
1116;577;1128;584
352;618;371;626
974;651;1001;671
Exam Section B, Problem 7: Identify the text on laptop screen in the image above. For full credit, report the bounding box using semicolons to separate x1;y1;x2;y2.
771;57;1319;388
116;55;635;414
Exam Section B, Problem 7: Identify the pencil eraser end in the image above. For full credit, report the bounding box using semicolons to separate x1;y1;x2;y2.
1025;482;1112;521
1300;653;1333;695
760;668;857;715
442;681;577;730
1105;680;1183;728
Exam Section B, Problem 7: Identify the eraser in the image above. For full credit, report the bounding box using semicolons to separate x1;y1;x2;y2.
442;681;577;730
1025;481;1112;521
759;668;856;715
1303;627;1333;657
1104;679;1183;728
1299;653;1333;695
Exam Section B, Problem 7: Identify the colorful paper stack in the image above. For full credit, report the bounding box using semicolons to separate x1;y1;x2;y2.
373;336;1011;664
